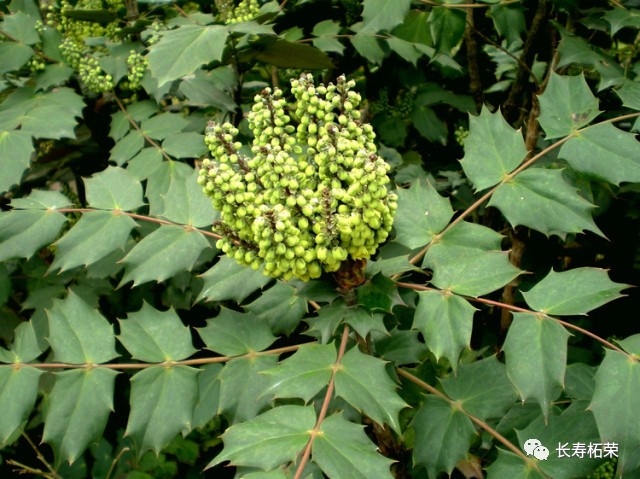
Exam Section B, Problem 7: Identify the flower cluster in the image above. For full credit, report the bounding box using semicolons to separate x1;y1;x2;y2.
216;0;260;24
198;74;397;281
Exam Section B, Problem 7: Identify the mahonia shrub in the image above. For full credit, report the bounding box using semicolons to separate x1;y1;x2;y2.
198;74;397;281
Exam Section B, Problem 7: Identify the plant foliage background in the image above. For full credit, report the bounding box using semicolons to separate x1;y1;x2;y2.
1;0;640;478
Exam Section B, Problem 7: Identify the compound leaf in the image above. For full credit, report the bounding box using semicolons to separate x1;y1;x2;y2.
412;396;476;478
489;168;604;238
197;308;276;356
43;368;117;463
413;289;476;371
209;405;315;470
46;291;118;364
313;413;395;479
394;180;454;250
84;166;144;211
335;347;407;434
125;365;199;455
503;313;569;416
423;221;521;296
537;73;600;139
460;106;528;191
118;302;196;362
198;256;271;303
523;267;627;315
441;355;517;419
50;211;137;273
262;343;336;402
119;225;210;287
559;122;640;185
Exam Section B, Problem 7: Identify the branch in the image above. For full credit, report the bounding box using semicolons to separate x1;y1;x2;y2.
293;325;350;479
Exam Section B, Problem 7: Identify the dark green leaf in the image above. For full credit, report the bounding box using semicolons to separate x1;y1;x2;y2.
361;0;411;33
262;343;335;402
198;256;271;303
119;225;210;287
216;356;276;423
305;299;348;343
537;73;600;139
46;291;118;364
0;43;33;74
209;405;315;470
503;313;569;415
604;7;640;36
460;106;528;191
486;449;546;479
441;356;517;419
0;321;43;363
489;168;604;238
344;307;387;338
615;80;640;110
423;221;521;296
2;11;40;44
0;366;42;445
147;25;229;86
412;396;476;477
350;33;385;64
372;328;427;366
43;368;117;462
394;180;454;250
335;347;407;433
192;363;222;429
50;211;137;272
118;302;196;362
386;36;421;65
429;7;465;53
413;290;476;369
523;267;627;315
313;413;395;479
84;166;145;211
559;123;640;185
254;39;333;69
564;363;596;401
197;308;276;356
0;130;33;193
411;106;447;144
125;365;199;455
109;131;144;166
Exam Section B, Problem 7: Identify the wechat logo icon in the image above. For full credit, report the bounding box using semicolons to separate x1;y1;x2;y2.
524;438;550;460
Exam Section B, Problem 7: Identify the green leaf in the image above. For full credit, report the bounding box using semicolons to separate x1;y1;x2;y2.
490;4;525;46
118;303;196;362
192;363;222;429
0;320;44;363
84;166;145;211
0;43;33;74
216;356;277;423
558;123;640;185
441;356;517;419
109;131;144;166
262;343;335;402
0;209;66;261
125;365;199;455
0;366;42;445
178;79;237;111
412;396;476;477
209;405;315;470
10;189;70;209
489;168;604;238
357;274;403;314
198;256;271;303
254;39;333;69
429;7;466;53
604;7;640;36
537;73;601;139
618;334;640;355
305;299;348;344
423;221;521;296
590;350;640;475
2;11;40;44
386;36;422;65
42;368;118;462
503;313;569;415
162;132;208;159
197;308;276;356
119;225;210;287
523;267;627;315
158;170;217;227
365;255;417;277
34;64;74;91
140;113;190;141
335;347;407;433
313;413;395;479
394;180;454;250
243;282;307;335
344;307;387;338
486;449;546;479
411;105;447;143
372;328;427;366
147;24;229;86
361;0;411;33
126;148;164;180
564;363;596;401
145;159;193;216
460;106;528;190
615;80;640;110
46;291;118;364
50;211;138;272
0;130;33;193
413;290;476;369
350;33;385;65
